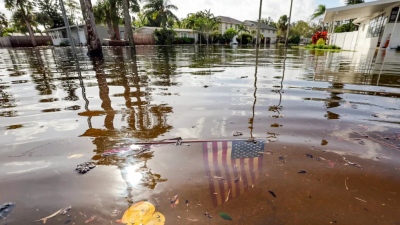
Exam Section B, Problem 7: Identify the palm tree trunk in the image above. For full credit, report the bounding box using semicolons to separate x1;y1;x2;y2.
110;0;120;40
122;0;135;51
107;21;115;39
18;4;36;47
80;0;103;57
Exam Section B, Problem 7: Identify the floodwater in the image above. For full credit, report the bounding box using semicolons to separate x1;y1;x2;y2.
0;46;400;224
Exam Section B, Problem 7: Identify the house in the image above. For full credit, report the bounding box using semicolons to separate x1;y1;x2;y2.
134;27;199;44
216;16;242;34
46;24;125;46
243;20;277;44
323;0;400;51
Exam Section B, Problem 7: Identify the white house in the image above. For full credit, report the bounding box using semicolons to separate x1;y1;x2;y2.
324;0;400;51
46;24;125;46
243;20;277;44
216;16;242;34
134;27;199;43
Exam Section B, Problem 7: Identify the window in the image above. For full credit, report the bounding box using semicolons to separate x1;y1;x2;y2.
225;24;228;30
262;29;265;32
367;14;387;38
230;24;232;28
389;7;400;23
268;30;270;33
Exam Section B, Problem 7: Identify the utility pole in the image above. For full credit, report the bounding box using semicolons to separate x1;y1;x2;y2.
256;0;263;47
59;0;78;60
284;0;294;47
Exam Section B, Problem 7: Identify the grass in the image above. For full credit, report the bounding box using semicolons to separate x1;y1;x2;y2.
305;44;341;50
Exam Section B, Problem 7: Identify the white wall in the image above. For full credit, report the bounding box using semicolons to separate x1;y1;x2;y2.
380;23;400;48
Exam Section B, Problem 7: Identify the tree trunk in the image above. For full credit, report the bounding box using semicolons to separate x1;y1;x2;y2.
80;0;103;57
18;4;36;47
113;24;121;40
122;0;136;51
107;21;115;39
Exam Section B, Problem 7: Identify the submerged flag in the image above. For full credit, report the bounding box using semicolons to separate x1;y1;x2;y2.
203;140;264;207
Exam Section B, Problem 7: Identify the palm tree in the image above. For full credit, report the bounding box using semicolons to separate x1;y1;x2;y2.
277;15;288;38
346;0;364;5
122;0;140;49
79;0;103;57
143;0;179;28
0;13;8;36
311;4;326;20
5;0;37;46
238;23;249;45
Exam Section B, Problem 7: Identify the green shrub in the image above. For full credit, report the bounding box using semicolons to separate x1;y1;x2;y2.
174;37;195;44
317;44;324;49
154;28;176;45
316;38;325;46
288;34;301;44
59;41;69;46
238;33;253;45
223;28;237;43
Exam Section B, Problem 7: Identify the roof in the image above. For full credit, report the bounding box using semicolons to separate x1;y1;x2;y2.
323;0;400;22
243;20;277;30
45;24;85;32
135;26;198;33
216;16;242;24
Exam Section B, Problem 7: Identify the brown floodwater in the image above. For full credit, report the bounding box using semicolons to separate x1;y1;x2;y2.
0;46;400;225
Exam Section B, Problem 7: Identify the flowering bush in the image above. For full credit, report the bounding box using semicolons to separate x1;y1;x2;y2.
312;31;328;44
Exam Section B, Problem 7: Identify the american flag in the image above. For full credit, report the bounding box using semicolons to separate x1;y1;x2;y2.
203;140;264;207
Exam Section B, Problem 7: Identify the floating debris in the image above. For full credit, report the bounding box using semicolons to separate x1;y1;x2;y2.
219;212;232;221
278;156;285;161
343;157;362;169
232;131;243;136
75;162;96;174
298;170;307;174
170;195;179;209
305;154;313;158
321;139;328;146
36;207;65;224
0;202;16;219
358;140;365;145
268;190;277;198
61;206;72;215
85;216;95;223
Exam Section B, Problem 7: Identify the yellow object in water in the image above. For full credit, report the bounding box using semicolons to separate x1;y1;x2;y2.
117;201;165;225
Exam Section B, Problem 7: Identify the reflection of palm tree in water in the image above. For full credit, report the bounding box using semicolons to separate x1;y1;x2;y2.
80;49;170;205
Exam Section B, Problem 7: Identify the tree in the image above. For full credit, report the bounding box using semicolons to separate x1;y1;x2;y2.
260;17;276;28
122;0;139;49
346;0;364;5
93;0;114;38
277;15;288;38
37;0;65;28
237;23;249;45
79;0;103;57
223;28;237;43
311;4;326;20
193;10;219;45
143;0;179;28
64;0;81;24
291;20;313;38
0;13;9;37
133;12;148;28
5;0;37;46
35;12;53;29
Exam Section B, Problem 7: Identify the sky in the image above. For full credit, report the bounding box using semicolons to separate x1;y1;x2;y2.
0;0;375;22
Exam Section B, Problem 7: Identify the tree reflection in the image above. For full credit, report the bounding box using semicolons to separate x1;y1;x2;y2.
78;48;172;200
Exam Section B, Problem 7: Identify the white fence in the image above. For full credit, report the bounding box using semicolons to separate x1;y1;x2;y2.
329;31;358;51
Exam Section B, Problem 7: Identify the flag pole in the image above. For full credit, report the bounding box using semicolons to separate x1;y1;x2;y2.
285;0;294;47
256;0;263;47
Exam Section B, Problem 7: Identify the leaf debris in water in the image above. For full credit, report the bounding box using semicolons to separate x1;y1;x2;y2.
219;212;232;220
268;190;277;198
305;154;313;158
298;170;307;174
171;194;179;209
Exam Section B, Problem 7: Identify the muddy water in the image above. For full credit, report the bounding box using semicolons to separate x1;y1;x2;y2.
0;46;400;224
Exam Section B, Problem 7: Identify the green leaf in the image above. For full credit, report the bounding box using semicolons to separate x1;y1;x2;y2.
219;212;232;220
